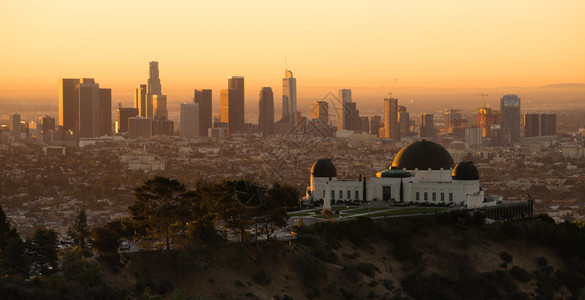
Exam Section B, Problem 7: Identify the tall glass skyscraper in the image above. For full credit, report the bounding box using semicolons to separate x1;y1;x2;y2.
500;94;521;143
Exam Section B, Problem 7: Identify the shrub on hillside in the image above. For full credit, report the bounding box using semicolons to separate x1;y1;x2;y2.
509;266;531;282
499;251;513;264
294;254;327;288
356;262;379;278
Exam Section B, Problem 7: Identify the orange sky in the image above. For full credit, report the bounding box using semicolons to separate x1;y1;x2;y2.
1;0;583;104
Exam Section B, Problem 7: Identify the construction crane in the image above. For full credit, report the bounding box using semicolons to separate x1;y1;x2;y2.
472;93;488;108
388;78;398;98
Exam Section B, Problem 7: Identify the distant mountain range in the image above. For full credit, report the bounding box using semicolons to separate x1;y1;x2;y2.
540;83;585;88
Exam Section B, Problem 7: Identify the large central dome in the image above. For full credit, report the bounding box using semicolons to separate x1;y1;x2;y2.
391;140;455;170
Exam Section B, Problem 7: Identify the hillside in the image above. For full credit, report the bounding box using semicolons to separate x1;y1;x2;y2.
3;212;585;299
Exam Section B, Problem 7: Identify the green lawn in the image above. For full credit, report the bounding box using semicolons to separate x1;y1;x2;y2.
369;207;448;217
344;207;391;214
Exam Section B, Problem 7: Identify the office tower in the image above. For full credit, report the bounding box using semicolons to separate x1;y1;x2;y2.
359;116;369;132
128;117;152;139
117;107;138;133
540;113;556;136
77;78;100;138
220;89;238;136
59;78;80;131
398;106;409;137
153;94;168;120
228;76;245;134
40;115;56;132
420;113;435;139
99;88;112;136
8;113;21;141
477;107;500;138
148;61;162;95
312;101;329;125
180;103;199;138
258;87;274;137
337;89;352;131
134;84;148;118
194;89;212;137
384;98;399;141
369;115;382;136
465;127;482;146
153;119;174;136
500;94;521;143
444;108;462;133
524;113;540;138
283;70;297;131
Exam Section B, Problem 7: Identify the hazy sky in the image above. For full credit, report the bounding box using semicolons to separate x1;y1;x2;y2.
1;0;583;105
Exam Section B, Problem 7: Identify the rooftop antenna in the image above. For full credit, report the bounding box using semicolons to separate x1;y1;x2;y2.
388;78;398;97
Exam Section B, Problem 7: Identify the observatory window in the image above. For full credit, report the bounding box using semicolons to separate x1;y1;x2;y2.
339;190;343;199
432;192;436;201
424;192;428;201
355;190;359;199
441;193;445;201
416;192;420;201
331;190;335;199
449;193;453;202
347;190;351;199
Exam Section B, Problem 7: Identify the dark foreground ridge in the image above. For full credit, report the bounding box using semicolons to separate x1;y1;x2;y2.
2;212;585;299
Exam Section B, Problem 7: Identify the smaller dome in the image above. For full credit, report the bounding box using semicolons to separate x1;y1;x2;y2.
311;159;337;178
452;161;479;180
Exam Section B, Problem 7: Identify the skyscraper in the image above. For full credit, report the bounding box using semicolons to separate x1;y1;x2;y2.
337;89;352;131
117;106;138;133
420;113;435;139
194;89;212;137
283;70;297;131
384;98;399;141
59;78;80;131
444;108;462;133
258;87;274;137
540;113;556;136
180;103;199;138
477;107;500;138
99;88;112;136
128;117;152;139
500;94;521;143
369;115;382;136
312;101;329;125
148;61;162;95
228;76;245;134
8;113;21;141
153;94;168;120
398;106;410;137
134;84;148;118
77;78;100;138
220;89;238;136
524;113;540;138
40;115;56;133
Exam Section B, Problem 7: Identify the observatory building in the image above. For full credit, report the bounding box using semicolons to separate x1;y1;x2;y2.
305;140;497;210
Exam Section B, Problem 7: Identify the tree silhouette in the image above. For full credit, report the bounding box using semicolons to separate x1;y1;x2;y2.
27;228;59;274
129;176;193;251
0;237;30;278
0;205;18;251
68;210;92;256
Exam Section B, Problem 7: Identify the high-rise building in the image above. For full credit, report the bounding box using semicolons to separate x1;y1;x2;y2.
117;106;138;133
180;103;199;138
500;94;521;143
258;87;274;137
148;61;162;95
369;115;382;136
540;113;556;136
134;84;148;118
152;119;174;136
8;113;21;141
444;108;463;133
153;94;168;120
523;113;540;138
228;76;245;134
420;113;435;139
59;78;80;131
40;115;56;133
220;89;238;136
384;98;399;141
477;107;500;138
398;106;409;137
99;88;112;136
465;127;482;146
128;117;152;139
283;70;297;131
77;78;100;138
337;89;352;131
312;101;329;125
194;89;212;137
